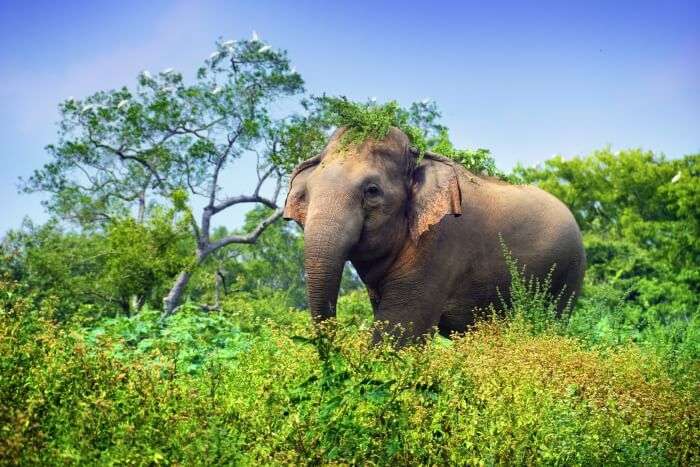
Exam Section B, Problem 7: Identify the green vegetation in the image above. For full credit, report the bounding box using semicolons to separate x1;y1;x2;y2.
1;261;697;464
321;97;431;154
1;36;698;466
513;149;700;375
320;97;503;178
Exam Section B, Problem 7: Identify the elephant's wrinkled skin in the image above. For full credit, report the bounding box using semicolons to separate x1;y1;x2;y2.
284;127;585;343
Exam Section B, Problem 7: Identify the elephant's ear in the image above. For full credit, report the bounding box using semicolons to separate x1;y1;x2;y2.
283;155;321;227
409;154;462;241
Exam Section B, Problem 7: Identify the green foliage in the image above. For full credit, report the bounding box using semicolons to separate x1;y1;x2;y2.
319;96;505;177
23;37;306;227
1;210;191;320
496;239;569;335
21;36;319;314
513;150;700;370
431;128;505;178
320;97;429;153
1;278;697;465
268;104;330;173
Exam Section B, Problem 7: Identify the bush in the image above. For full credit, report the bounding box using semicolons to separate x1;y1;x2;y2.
1;277;697;465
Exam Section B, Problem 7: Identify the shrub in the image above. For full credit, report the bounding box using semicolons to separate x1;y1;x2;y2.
1;276;697;465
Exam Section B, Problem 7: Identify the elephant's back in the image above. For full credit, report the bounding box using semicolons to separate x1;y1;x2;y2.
436;176;585;330
472;179;584;278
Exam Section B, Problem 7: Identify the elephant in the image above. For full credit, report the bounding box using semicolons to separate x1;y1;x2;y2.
283;127;586;343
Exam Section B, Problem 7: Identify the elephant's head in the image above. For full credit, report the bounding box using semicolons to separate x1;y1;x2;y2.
283;127;462;320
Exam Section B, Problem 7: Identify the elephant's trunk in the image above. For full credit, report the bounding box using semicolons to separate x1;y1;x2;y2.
303;207;360;321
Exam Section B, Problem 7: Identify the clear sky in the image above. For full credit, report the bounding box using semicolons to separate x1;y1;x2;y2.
1;0;698;234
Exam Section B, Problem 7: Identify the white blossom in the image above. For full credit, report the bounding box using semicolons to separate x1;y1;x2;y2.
258;45;271;53
671;171;682;183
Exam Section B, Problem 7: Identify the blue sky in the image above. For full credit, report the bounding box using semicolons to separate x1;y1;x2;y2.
1;0;698;234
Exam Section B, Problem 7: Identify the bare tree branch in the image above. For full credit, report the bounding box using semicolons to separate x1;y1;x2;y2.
211;193;278;214
204;208;283;254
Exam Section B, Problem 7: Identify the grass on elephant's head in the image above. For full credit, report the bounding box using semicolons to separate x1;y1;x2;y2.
320;96;510;179
321;96;428;155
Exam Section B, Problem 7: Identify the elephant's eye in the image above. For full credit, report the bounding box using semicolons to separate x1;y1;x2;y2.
364;184;381;197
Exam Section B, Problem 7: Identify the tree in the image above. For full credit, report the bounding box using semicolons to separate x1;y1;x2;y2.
512;150;700;336
23;36;316;315
1;211;191;320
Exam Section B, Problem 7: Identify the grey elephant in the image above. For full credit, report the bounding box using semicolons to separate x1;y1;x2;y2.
283;127;586;342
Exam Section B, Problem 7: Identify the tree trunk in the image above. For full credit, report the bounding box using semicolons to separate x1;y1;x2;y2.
137;189;146;223
214;269;226;309
161;209;282;317
162;270;193;317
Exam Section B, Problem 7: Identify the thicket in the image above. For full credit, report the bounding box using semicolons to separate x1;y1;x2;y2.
1;259;697;465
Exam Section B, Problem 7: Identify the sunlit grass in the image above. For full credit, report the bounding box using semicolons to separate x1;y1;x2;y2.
1;277;697;465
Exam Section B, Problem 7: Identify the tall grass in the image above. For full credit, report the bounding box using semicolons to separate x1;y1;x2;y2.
1;276;698;465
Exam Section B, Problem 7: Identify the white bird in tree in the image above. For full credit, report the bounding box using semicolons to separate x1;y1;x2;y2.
251;30;259;42
141;70;152;80
671;171;682;183
290;66;297;74
221;40;235;48
212;85;223;95
81;104;95;113
258;45;271;53
117;99;129;109
370;97;377;102
421;98;430;104
209;51;221;60
162;68;174;75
